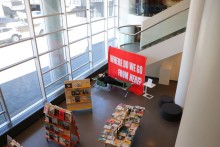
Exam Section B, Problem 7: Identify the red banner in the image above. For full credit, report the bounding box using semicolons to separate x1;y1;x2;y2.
108;46;147;95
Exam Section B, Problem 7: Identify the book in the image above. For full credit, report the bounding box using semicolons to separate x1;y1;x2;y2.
62;121;70;130
49;106;55;116
65;83;72;88
65;112;71;123
52;118;58;125
43;103;50;114
59;109;65;120
75;96;80;102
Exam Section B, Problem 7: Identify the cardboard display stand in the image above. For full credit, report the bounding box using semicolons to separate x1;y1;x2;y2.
64;79;92;111
43;103;80;147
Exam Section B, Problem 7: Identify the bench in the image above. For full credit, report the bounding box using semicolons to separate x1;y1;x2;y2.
92;76;133;97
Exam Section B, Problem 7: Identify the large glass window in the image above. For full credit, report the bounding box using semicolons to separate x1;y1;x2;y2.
0;60;42;118
0;103;7;126
68;24;88;42
90;0;104;20
69;38;88;57
0;0;118;134
0;0;30;46
92;33;105;66
0;41;33;69
91;20;104;35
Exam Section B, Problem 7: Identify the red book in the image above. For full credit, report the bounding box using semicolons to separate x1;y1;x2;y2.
59;109;65;120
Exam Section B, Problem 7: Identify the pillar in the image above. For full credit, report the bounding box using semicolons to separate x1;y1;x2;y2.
175;0;220;147
42;0;66;80
174;0;205;107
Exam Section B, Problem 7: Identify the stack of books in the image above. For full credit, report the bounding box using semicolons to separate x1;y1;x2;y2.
98;103;145;147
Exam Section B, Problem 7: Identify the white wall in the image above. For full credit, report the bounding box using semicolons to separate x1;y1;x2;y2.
138;33;185;77
175;1;220;146
146;53;182;80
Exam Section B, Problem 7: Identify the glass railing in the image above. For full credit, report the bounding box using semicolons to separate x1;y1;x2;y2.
118;8;189;51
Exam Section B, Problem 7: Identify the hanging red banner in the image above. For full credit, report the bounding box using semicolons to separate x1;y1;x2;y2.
108;46;147;95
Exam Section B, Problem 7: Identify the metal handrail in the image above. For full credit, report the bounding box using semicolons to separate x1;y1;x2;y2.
118;8;189;36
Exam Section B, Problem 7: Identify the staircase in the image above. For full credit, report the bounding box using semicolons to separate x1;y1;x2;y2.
119;0;190;66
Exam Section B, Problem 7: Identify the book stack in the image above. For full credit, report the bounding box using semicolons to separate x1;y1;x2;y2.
98;103;145;147
7;135;23;147
43;103;80;147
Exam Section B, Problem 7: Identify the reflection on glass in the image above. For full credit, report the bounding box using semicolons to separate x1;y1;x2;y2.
39;48;67;73
0;60;42;118
68;25;88;43
45;76;68;96
71;53;90;71
30;0;63;17
0;41;33;69
36;31;65;54
108;17;115;29
90;0;104;20
92;33;105;66
108;0;117;6
91;20;104;35
108;29;115;40
0;0;30;45
65;0;87;12
67;12;87;27
108;6;115;17
33;14;63;35
43;64;68;86
0;104;7;125
72;64;90;79
70;39;88;57
108;39;117;48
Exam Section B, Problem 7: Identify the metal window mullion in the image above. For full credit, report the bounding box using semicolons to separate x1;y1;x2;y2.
66;9;88;14
39;45;67;56
71;61;90;73
61;0;72;80
32;12;64;19
0;88;11;123
70;50;90;60
69;36;89;45
24;0;47;102
104;0;108;58
68;22;89;30
91;30;106;36
116;0;119;48
45;74;69;88
0;111;5;115
36;29;65;38
91;17;106;23
0;37;33;48
87;0;93;69
108;15;116;19
0;56;36;72
108;26;116;30
42;61;68;74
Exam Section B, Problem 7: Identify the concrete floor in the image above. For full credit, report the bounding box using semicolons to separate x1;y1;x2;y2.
12;79;180;147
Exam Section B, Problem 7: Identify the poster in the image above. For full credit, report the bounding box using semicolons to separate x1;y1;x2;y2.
108;47;147;95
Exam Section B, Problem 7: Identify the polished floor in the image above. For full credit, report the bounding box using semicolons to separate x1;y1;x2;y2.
12;79;180;147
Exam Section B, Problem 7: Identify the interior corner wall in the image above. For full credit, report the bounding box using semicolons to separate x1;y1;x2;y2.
146;53;182;81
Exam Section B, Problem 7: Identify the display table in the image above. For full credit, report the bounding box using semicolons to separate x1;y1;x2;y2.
98;103;145;147
143;80;156;99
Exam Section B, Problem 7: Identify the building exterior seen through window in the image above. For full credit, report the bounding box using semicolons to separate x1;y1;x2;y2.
0;0;118;135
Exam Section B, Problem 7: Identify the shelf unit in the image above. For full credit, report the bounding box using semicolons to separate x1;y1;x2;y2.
43;103;80;147
64;79;92;111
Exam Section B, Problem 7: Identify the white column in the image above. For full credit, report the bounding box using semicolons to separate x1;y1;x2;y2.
42;0;66;80
175;1;220;147
174;0;205;107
